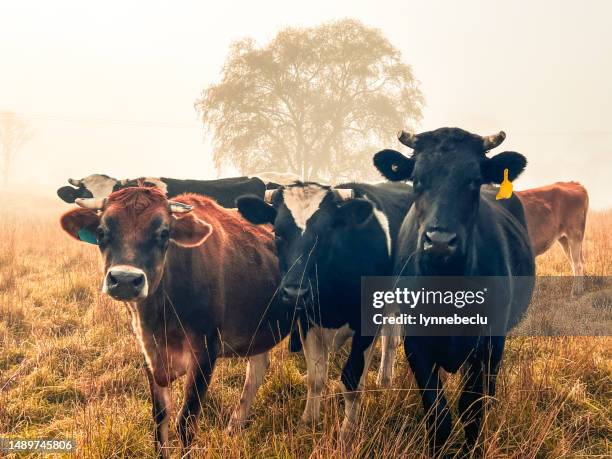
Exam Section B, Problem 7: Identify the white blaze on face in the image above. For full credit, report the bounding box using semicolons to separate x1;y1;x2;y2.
283;185;329;233
80;174;118;197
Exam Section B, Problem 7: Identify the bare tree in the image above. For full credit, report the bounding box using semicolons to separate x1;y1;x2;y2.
0;111;34;186
196;19;423;182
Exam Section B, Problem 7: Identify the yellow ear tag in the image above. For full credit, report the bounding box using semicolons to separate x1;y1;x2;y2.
495;168;513;200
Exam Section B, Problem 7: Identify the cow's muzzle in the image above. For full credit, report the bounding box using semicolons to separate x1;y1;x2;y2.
103;265;148;300
281;284;310;305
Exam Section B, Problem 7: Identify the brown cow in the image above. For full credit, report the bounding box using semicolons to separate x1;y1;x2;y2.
516;182;588;295
60;187;292;458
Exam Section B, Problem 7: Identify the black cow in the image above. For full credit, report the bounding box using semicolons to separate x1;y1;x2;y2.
236;181;413;439
57;174;267;208
373;128;535;454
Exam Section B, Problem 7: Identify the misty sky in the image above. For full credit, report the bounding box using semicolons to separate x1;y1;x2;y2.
1;0;611;208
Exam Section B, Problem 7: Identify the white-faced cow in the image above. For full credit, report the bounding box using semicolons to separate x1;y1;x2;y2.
60;187;293;457
57;175;267;208
374;128;535;455
516;182;588;295
236;181;413;439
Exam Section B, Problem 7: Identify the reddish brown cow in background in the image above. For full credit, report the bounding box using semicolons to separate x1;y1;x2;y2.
60;187;292;458
516;181;589;295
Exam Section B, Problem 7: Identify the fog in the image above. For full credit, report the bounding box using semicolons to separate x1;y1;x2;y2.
1;0;610;208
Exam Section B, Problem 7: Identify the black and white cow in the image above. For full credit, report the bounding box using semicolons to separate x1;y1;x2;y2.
374;128;535;454
236;181;413;438
57;174;275;208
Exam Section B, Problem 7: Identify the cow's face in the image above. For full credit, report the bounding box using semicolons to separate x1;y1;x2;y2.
238;184;373;304
374;127;526;273
57;174;119;203
60;187;212;301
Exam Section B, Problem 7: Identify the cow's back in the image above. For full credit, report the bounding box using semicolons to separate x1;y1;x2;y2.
516;182;588;255
166;193;286;356
163;176;266;207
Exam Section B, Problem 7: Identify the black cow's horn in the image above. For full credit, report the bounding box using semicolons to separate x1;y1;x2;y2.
75;197;106;210
482;131;506;150
397;130;417;148
169;201;193;213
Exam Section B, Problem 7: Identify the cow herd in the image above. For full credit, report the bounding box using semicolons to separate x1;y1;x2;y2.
58;127;589;457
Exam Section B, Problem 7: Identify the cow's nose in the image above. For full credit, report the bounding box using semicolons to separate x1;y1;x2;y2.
281;285;309;302
105;267;147;300
424;229;458;256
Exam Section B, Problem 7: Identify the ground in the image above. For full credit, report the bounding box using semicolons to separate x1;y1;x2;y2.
0;196;610;458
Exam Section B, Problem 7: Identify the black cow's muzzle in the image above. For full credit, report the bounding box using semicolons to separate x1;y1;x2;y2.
281;285;310;306
423;229;458;257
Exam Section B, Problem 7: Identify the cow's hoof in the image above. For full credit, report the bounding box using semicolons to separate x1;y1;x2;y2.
300;413;318;424
339;418;357;444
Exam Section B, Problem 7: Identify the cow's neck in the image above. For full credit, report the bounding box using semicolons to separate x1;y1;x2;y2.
126;284;188;383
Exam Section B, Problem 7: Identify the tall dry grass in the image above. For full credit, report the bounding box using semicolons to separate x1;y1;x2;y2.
0;198;610;458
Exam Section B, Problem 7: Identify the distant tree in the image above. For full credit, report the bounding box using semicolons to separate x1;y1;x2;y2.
0;111;34;186
196;19;423;182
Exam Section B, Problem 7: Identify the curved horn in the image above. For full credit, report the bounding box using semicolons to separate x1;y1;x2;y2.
335;188;354;200
68;178;82;187
264;190;277;203
75;197;106;210
482;131;506;150
397;130;417;148
168;201;193;213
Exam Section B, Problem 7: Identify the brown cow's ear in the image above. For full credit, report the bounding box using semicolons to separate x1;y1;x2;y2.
60;208;101;244
170;214;212;248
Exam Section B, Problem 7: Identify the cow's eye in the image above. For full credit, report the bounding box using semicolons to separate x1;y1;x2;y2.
159;229;170;242
413;179;424;193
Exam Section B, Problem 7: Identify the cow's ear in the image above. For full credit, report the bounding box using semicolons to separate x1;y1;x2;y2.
57;186;78;203
482;151;527;184
373;149;415;181
60;208;100;244
334;199;374;227
170;214;212;248
236;195;277;225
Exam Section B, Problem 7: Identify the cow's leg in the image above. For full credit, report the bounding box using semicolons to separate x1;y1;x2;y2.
569;236;585;295
404;337;451;455
339;335;375;441
176;344;217;456
559;236;584;295
300;324;333;423
377;323;401;388
227;351;270;433
332;324;354;352
458;336;505;453
145;366;171;459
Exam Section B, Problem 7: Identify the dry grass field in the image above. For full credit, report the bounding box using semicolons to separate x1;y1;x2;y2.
0;196;610;458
